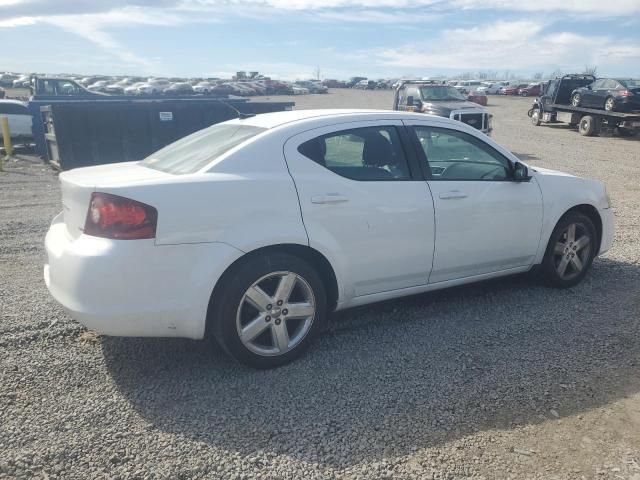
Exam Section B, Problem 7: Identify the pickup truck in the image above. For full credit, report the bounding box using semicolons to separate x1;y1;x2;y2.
393;80;492;135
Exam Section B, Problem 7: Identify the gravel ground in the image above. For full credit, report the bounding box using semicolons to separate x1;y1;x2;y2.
1;92;640;480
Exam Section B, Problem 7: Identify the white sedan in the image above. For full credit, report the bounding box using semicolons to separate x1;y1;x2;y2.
44;110;614;368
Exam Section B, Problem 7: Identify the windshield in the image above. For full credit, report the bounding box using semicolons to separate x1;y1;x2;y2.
141;123;266;174
420;86;466;101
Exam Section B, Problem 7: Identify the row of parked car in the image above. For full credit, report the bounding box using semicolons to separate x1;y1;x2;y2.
83;77;330;96
1;73;331;97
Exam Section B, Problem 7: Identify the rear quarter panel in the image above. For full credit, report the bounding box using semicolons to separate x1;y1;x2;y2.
106;137;309;251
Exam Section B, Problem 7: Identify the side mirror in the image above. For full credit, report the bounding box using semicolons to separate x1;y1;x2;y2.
513;162;531;182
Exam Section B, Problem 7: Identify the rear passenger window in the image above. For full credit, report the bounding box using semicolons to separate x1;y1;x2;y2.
298;126;411;181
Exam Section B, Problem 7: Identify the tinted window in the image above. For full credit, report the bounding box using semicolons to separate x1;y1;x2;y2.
603;79;618;89
413;126;511;181
141;123;265;174
298;126;411;181
591;80;604;89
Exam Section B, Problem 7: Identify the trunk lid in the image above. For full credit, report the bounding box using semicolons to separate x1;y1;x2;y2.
59;161;171;239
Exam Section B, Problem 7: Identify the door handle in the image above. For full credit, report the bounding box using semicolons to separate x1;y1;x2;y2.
311;194;349;204
439;190;468;200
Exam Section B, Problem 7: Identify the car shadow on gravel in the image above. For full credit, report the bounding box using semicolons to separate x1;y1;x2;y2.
102;257;640;468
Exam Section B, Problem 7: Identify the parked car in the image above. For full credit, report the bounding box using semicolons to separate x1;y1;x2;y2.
12;75;31;89
268;80;294;95
0;73;19;87
519;83;542;97
103;79;135;95
477;81;507;95
570;78;640;112
296;81;328;94
354;80;377;90
453;81;482;94
163;82;194;95
193;81;215;94
135;79;171;95
123;82;146;95
79;76;110;87
211;83;244;96
0;100;33;145
322;79;347;88
87;80;110;92
394;80;492;134
291;85;309;95
467;89;488;106
347;76;367;88
0;87;4;99
500;84;529;95
44;110;614;368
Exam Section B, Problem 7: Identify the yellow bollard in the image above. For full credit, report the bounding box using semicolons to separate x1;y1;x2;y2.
1;116;12;171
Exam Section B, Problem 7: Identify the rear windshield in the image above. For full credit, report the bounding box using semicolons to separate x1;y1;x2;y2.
141;123;266;174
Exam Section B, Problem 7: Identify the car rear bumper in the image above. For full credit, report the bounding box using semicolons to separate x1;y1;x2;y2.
44;213;243;339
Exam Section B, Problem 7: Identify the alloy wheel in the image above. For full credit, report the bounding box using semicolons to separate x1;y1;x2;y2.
571;94;581;107
553;223;592;281
605;98;615;111
236;271;316;356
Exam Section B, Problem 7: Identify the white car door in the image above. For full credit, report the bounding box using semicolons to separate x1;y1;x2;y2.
404;121;543;284
284;120;435;298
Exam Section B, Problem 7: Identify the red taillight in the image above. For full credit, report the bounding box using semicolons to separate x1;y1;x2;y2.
620;90;634;97
84;192;157;240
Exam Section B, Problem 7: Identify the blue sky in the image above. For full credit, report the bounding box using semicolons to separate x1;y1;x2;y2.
1;0;639;80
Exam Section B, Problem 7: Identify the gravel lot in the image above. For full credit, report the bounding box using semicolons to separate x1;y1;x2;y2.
1;92;640;480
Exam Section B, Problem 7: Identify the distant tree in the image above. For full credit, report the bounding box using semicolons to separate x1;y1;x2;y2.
313;66;321;81
461;71;472;80
533;72;544;80
549;69;563;79
583;65;598;76
503;70;510;80
477;71;488;79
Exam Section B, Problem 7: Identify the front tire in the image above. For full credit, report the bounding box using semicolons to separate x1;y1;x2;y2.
530;108;541;126
540;212;597;288
210;253;327;369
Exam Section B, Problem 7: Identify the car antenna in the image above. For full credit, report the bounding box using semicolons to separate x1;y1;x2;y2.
217;99;256;119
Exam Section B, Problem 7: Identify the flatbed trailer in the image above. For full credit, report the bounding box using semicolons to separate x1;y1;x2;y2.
528;103;640;136
527;74;640;137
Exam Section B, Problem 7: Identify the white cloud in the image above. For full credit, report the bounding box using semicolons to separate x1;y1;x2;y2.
362;20;640;74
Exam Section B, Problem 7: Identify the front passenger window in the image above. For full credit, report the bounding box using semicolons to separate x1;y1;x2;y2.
413;126;511;181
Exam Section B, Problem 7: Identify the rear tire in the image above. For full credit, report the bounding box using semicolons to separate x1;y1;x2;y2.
604;97;615;112
209;253;327;369
540;212;597;288
578;115;598;136
521;91;529;97
571;93;581;107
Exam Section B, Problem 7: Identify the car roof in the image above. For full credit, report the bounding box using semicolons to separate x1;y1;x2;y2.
232;109;474;130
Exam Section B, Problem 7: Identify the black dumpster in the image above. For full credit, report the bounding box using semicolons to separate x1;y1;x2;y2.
40;98;294;170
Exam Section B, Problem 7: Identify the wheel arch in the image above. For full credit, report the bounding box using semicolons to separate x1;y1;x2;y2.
205;243;340;335
560;204;603;254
